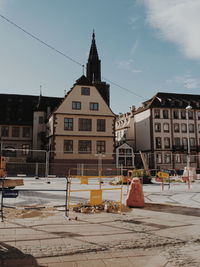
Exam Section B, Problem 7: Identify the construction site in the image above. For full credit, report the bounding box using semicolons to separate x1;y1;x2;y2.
1;153;200;266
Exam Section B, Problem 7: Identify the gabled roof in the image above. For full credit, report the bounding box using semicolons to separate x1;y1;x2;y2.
53;76;116;117
74;75;92;86
134;92;200;115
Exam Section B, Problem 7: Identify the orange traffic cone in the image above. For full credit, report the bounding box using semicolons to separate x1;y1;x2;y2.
126;178;145;208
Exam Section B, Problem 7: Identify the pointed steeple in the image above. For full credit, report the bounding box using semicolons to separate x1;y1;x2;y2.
86;31;110;106
36;85;45;111
86;30;101;82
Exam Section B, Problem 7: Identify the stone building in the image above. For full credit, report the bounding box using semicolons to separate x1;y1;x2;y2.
117;92;200;170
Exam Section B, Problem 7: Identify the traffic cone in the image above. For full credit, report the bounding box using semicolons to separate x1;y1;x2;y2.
126;177;145;208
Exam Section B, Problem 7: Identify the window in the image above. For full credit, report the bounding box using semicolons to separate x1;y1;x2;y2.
181;123;187;133
155;123;161;132
1;126;9;137
90;102;99;111
164;154;171;164
72;101;81;110
96;141;106;153
189;124;194;133
174;137;181;146
39;116;44;124
175;154;181;163
156;153;162;163
163;110;169;119
163;123;169;132
197;111;200;120
97;119;106;132
12;127;20;137
23;127;30;138
182;137;187;149
164;137;170;148
198;124;200;133
190;138;196;147
183;154;187;163
64;118;73;130
181;110;186;119
22;144;30;155
79;118;92;131
119;148;132;154
188;110;193;119
64;140;73;153
173;110;179;119
81;87;90;95
190;155;196;163
155;137;162;149
154;109;160;118
79;140;91;153
174;123;180;132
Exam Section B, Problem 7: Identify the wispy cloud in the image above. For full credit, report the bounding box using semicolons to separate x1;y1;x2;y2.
130;39;139;56
116;39;141;74
116;59;141;74
129;15;140;30
167;73;200;89
143;0;200;60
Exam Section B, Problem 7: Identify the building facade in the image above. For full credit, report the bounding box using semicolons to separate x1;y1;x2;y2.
47;75;115;174
0;94;61;161
134;92;200;170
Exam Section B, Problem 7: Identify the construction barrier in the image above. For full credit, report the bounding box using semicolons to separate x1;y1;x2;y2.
67;174;123;213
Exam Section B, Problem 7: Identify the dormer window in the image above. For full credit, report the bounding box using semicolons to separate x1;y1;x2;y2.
154;109;160;118
72;101;81;110
90;102;99;110
81;87;90;95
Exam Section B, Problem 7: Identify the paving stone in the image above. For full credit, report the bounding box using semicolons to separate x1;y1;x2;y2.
77;259;106;267
103;257;133;267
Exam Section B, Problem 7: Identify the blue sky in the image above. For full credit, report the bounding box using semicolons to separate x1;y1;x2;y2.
0;0;200;114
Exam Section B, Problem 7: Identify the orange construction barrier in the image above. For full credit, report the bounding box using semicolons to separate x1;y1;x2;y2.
126;178;145;208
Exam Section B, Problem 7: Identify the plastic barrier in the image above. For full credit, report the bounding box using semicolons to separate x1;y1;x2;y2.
126;178;144;208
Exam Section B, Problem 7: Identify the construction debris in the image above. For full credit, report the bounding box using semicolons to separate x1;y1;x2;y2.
72;200;131;214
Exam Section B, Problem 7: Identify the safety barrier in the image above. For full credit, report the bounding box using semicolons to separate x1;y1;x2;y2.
67;174;123;213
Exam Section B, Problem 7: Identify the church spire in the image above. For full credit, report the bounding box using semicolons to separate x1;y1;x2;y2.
86;30;101;82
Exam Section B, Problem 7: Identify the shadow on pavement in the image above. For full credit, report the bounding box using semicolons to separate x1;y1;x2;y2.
144;203;200;216
0;242;44;267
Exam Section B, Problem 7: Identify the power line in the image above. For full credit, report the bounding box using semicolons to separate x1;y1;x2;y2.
0;13;146;100
0;13;83;68
102;76;147;100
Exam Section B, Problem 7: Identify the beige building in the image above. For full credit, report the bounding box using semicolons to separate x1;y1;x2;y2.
47;75;115;174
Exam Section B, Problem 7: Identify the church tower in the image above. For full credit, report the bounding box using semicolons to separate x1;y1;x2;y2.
86;31;110;106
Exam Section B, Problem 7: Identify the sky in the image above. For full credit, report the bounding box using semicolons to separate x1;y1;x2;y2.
0;0;200;114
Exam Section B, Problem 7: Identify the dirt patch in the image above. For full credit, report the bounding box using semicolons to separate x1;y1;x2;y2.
3;206;55;219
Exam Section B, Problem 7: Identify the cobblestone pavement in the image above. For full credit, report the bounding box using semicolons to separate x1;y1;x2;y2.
1;206;200;267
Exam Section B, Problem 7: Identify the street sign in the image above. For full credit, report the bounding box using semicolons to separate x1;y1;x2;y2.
3;189;18;198
90;189;102;205
81;176;88;184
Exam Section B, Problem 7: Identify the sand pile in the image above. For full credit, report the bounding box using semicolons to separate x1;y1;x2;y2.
3;206;55;219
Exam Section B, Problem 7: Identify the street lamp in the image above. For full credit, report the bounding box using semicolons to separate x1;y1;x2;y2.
95;153;105;189
186;105;192;181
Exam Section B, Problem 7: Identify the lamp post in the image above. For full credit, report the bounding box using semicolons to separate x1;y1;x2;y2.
186;105;192;182
95;153;105;189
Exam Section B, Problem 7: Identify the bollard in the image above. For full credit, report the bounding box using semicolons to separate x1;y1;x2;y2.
126;177;145;208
